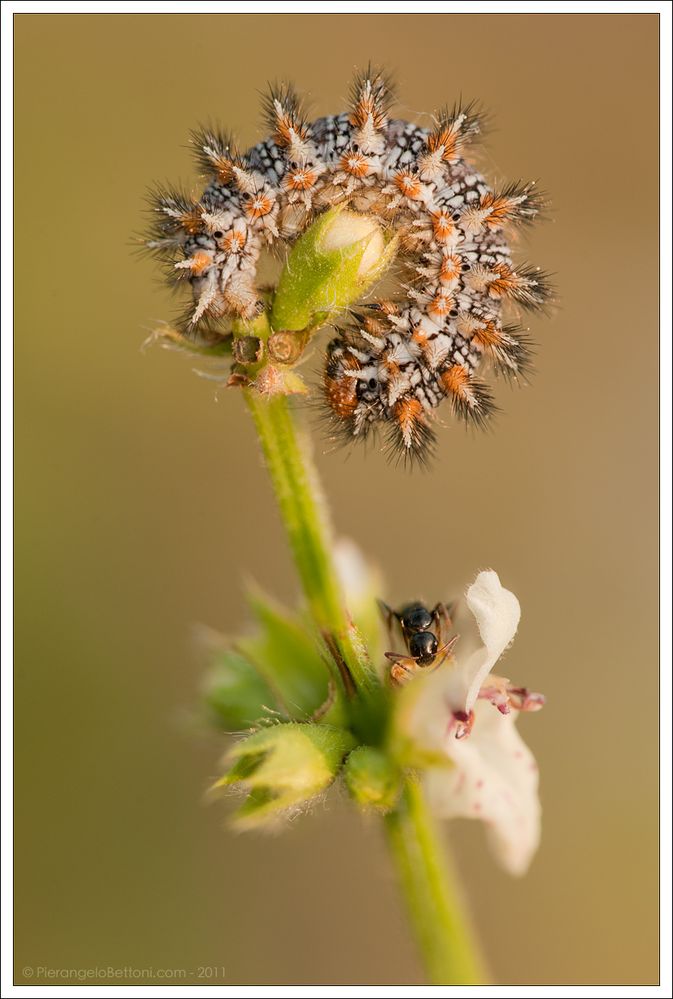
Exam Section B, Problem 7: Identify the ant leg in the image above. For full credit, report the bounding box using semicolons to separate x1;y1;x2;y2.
427;634;460;674
385;651;417;666
378;599;399;651
431;602;454;648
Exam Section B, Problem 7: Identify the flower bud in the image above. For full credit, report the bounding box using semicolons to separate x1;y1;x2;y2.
343;746;402;812
215;723;356;827
270;205;398;333
334;538;385;666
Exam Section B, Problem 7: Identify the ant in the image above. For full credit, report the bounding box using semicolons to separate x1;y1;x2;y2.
378;599;458;685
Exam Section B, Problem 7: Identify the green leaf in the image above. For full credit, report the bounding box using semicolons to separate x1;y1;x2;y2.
202;648;278;732
237;588;333;720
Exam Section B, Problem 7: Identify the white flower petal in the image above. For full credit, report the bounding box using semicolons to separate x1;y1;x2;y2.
425;702;541;876
450;570;521;713
334;537;371;600
333;538;385;665
400;664;457;756
398;570;521;752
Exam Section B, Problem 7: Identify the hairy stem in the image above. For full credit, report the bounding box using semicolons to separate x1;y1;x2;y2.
385;778;488;985
245;390;484;983
245;391;375;696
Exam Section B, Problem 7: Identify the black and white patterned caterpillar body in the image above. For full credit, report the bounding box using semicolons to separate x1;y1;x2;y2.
145;69;550;462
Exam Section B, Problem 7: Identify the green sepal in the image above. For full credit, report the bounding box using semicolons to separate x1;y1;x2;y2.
215;722;357;827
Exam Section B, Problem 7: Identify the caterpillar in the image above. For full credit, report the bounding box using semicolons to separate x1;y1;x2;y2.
143;67;551;463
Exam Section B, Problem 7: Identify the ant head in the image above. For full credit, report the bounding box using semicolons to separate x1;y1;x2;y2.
409;631;438;666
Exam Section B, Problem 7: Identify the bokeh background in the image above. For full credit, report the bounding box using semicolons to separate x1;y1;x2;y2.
14;12;659;986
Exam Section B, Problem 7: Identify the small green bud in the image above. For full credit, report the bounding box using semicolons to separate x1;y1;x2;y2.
216;722;356;827
270;205;398;333
343;746;402;813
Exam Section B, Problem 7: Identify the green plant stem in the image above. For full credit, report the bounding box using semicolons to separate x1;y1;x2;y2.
245;390;485;985
385;778;488;985
245;391;374;696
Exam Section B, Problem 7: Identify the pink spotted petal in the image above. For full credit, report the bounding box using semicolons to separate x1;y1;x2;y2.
425;701;541;876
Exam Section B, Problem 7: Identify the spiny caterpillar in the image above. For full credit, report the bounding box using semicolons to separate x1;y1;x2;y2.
143;67;551;463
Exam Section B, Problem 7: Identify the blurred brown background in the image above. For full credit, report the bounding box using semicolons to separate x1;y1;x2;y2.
14;12;659;986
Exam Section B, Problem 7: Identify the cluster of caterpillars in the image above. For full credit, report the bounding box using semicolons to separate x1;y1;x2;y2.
145;68;550;462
